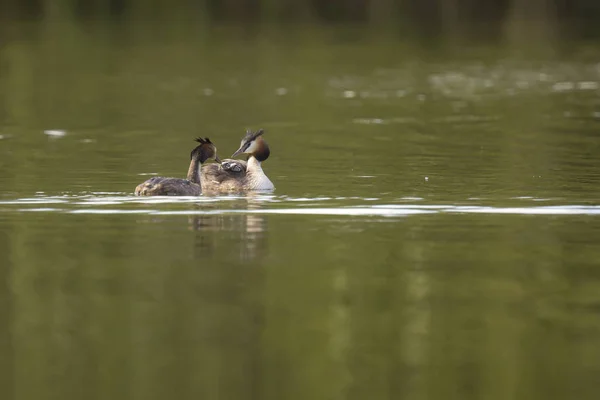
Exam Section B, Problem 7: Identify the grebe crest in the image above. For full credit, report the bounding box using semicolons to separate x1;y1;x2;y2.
192;137;221;164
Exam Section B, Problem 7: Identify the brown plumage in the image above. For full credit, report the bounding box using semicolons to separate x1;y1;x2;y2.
134;137;220;196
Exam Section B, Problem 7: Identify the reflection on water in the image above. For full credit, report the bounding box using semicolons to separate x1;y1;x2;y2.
6;221;267;400
2;192;600;400
185;198;268;262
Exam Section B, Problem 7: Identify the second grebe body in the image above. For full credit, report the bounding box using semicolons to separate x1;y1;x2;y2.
135;137;220;196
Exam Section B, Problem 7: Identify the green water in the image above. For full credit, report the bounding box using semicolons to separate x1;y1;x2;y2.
1;20;600;400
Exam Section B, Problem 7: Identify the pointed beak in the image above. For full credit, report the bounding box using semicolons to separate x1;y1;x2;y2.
214;155;222;163
231;147;244;158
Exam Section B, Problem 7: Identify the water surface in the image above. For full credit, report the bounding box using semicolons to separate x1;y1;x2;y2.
1;20;600;400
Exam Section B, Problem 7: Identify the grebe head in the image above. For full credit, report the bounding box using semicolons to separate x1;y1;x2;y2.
231;129;270;162
192;137;221;164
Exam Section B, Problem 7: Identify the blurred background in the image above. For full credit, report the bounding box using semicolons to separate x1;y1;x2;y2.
1;1;600;400
1;0;600;38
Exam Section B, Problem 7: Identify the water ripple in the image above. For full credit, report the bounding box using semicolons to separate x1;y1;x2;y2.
1;194;599;216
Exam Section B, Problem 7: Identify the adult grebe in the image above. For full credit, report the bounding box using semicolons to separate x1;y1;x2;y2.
201;129;274;192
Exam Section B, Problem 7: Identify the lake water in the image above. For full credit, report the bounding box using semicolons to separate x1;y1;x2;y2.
1;20;600;400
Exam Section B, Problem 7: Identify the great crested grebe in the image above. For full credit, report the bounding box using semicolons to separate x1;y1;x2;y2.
201;129;275;192
134;137;221;196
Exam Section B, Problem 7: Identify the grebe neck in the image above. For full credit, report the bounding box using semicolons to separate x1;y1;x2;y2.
186;158;202;183
246;156;274;190
247;156;262;172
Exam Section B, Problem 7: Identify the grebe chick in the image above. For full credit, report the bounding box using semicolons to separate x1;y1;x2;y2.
135;137;220;196
201;129;274;192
